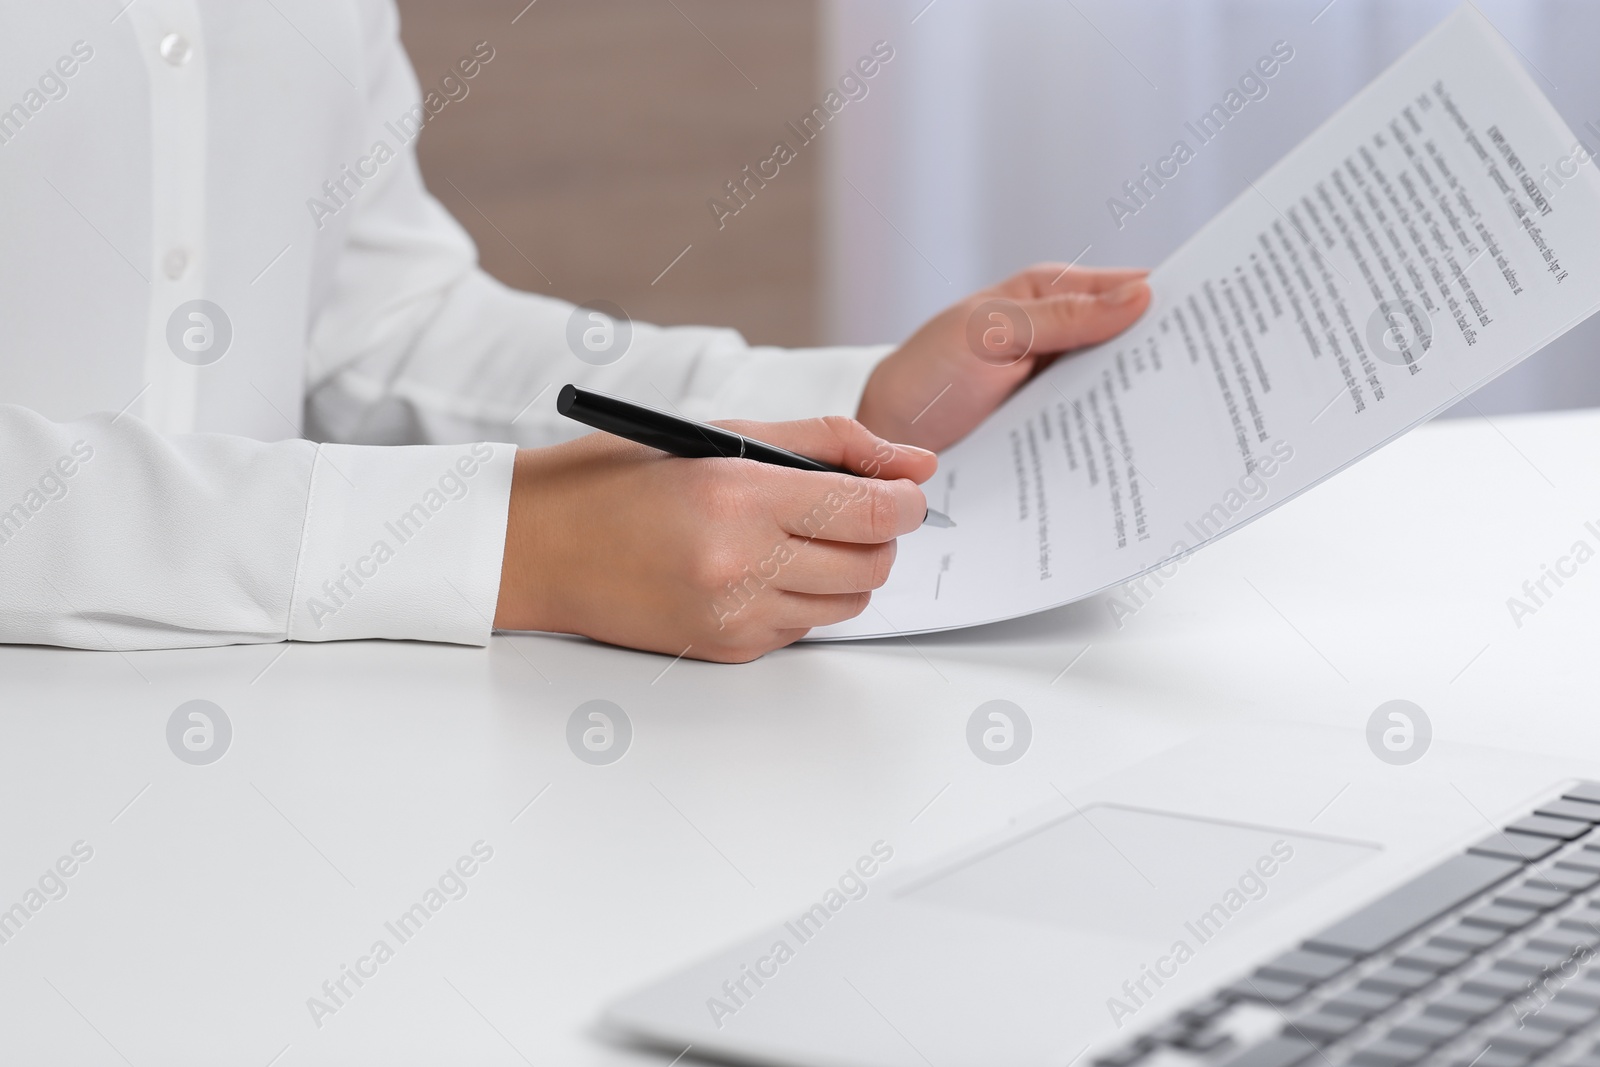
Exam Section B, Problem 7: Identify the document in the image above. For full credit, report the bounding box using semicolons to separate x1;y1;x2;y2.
814;5;1600;640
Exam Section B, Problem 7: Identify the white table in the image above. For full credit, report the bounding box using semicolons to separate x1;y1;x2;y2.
4;408;1600;1066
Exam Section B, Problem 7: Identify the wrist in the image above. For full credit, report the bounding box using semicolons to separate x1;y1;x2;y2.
855;357;906;442
493;447;569;633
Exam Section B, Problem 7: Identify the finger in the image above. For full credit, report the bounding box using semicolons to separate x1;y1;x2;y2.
713;414;938;484
766;470;926;544
1016;281;1152;356
770;590;873;630
772;538;896;595
1000;263;1150;300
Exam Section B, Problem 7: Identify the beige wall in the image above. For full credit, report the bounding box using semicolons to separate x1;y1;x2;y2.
396;0;822;348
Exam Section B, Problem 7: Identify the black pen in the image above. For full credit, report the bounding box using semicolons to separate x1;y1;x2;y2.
556;384;954;528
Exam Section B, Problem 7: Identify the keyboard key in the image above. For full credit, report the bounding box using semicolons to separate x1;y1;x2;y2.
1451;1048;1531;1067
1534;798;1600;823
1557;854;1600;874
1534;865;1600;892
1145;1020;1191;1045
1561;781;1600;804
1489;1024;1569;1055
1323;988;1400;1019
1397;943;1472;973
1548;985;1600;1009
1423;990;1503;1021
1224;976;1307;1006
1542;978;1600;1006
1347;1038;1427;1066
1387;1011;1467;1046
1257;949;1351;985
1283;1010;1363;1043
1494;945;1584;975
1214;1035;1317;1067
1358;966;1434;995
1548;928;1599;953
1431;922;1507;951
1507;814;1593;840
1174;1029;1232;1054
1460;903;1538;931
1177;995;1230;1025
1529;927;1600;952
1521;995;1598;1032
1555;916;1600;941
1461;968;1532;999
1470;831;1564;863
1495;884;1570;910
1304;853;1521;958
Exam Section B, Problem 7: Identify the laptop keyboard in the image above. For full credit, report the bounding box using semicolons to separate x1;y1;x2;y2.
1092;782;1600;1067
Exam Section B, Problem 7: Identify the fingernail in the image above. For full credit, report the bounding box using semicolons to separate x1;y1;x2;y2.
1106;280;1147;305
898;444;937;460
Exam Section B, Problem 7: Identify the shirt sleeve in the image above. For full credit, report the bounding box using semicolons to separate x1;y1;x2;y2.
0;405;513;650
302;1;887;452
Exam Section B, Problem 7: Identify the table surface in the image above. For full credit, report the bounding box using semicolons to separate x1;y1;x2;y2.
5;407;1600;1066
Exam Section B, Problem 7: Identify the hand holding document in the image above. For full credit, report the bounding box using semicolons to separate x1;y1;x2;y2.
814;5;1600;641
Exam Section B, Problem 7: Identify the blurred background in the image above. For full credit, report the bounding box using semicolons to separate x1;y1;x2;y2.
398;0;1600;416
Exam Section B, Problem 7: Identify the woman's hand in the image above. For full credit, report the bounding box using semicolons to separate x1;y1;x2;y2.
494;416;937;662
856;264;1152;452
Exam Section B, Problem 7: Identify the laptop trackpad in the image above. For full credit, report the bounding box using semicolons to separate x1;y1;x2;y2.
900;804;1377;939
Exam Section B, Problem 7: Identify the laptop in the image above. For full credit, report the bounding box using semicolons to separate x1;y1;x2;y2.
602;722;1600;1067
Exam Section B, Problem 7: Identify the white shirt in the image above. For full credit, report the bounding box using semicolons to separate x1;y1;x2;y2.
0;0;884;649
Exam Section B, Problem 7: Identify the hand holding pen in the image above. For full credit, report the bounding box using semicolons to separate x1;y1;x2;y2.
557;386;954;528
492;394;943;662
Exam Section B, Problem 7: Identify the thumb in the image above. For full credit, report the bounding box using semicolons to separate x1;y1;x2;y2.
1019;278;1151;356
714;415;939;485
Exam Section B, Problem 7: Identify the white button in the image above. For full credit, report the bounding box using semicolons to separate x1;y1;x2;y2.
159;33;192;66
163;247;190;280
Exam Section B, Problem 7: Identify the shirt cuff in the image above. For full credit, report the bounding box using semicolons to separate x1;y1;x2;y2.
694;343;892;423
286;441;515;644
